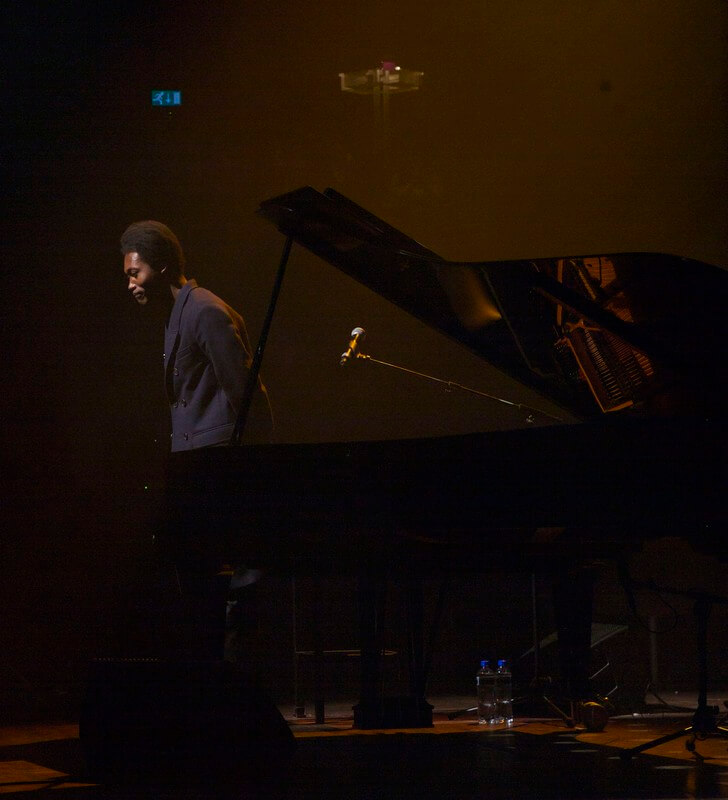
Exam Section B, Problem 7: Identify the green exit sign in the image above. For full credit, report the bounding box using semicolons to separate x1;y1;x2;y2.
151;90;182;106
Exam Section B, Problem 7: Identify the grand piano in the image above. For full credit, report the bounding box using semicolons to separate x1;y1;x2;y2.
167;187;727;727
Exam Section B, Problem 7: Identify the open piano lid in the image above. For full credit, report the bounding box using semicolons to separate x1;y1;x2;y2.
258;186;728;420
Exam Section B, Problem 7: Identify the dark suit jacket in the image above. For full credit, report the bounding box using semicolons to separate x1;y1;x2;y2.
164;280;273;451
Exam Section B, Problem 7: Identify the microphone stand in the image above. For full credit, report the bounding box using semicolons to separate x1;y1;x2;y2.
618;579;728;760
353;352;565;424
353;345;576;722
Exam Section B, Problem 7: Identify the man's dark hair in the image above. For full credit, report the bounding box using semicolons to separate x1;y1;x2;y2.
120;220;186;280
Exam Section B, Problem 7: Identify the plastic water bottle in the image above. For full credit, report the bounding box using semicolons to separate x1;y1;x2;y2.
476;660;497;725
495;659;514;725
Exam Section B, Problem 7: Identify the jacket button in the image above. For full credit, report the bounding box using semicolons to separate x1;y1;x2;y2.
173;368;179;376
181;399;187;407
173;402;178;408
183;433;189;441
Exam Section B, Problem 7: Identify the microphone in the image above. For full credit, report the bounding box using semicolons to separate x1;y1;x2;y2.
340;327;366;365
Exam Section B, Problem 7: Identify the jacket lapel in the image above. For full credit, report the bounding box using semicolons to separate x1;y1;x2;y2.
163;280;197;396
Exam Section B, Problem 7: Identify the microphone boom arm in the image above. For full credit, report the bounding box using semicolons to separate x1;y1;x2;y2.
354;352;564;423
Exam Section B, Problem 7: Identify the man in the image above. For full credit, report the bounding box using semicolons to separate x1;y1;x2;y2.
121;220;271;661
121;220;273;449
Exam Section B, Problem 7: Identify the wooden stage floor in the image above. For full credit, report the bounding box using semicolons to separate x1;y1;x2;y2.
1;696;727;799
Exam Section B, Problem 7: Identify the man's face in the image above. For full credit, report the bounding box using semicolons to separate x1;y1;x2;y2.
124;252;165;306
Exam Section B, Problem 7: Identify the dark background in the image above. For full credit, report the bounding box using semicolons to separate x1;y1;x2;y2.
2;0;726;716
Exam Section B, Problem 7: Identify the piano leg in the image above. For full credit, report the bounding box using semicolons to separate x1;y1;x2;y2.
552;565;596;701
405;577;426;703
353;573;433;729
310;577;325;725
353;573;387;728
